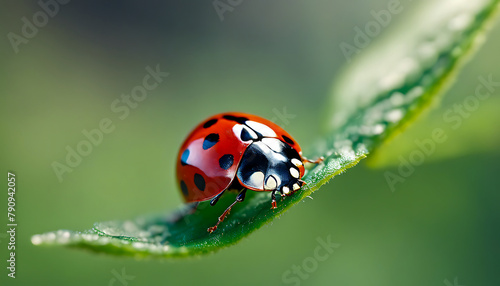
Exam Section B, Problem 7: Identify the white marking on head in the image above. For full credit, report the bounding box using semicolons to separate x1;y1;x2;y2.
291;158;302;167
252;141;289;163
248;171;265;188
246;121;277;137
265;175;277;190
293;183;300;191
282;186;290;194
289;167;299;179
262;138;283;153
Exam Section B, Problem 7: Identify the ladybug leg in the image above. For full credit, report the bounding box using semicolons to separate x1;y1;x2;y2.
208;189;247;233
301;156;324;164
271;189;280;209
210;191;225;206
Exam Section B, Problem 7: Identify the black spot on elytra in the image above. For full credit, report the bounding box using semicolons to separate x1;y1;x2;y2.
203;133;219;150
240;127;253;141
194;173;205;191
219;154;234;170
203;118;218;128
223;115;248;124
180;149;189;166
282;135;294;145
180;180;188;196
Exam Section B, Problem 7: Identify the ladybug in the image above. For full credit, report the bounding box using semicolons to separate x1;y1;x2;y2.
176;112;322;233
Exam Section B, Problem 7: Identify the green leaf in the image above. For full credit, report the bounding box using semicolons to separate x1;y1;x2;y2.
366;95;500;168
32;0;500;258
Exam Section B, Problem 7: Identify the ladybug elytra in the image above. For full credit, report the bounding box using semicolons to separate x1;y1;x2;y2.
176;112;322;233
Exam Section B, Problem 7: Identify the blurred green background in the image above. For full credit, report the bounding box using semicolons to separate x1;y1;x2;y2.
1;1;499;285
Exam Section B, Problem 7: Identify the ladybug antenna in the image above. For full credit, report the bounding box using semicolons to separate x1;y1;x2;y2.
298;179;307;186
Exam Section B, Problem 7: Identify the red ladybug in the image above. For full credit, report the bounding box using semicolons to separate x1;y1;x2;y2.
176;112;322;233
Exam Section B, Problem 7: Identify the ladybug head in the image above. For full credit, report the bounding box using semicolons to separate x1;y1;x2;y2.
236;138;305;194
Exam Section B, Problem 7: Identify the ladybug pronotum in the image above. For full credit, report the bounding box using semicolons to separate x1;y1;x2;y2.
176;112;322;233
